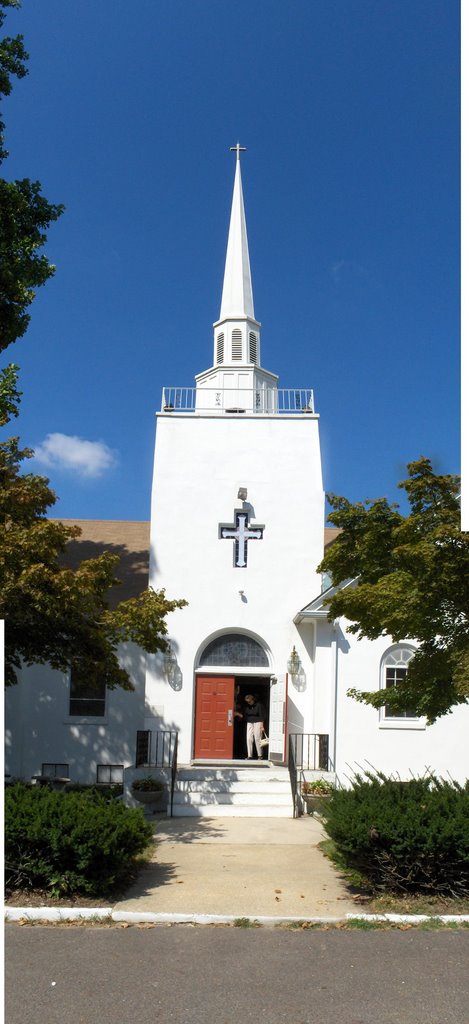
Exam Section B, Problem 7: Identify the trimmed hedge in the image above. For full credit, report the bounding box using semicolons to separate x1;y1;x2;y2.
5;783;154;897
322;771;469;897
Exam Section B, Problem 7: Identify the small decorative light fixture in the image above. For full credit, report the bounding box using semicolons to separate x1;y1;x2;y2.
287;646;301;678
237;487;248;501
163;643;178;685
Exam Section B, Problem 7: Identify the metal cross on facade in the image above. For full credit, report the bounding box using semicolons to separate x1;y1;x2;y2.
219;510;264;568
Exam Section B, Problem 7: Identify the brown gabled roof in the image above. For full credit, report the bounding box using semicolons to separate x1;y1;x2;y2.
54;520;150;607
324;526;342;549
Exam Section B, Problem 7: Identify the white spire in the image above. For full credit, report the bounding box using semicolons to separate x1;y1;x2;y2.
219;145;255;320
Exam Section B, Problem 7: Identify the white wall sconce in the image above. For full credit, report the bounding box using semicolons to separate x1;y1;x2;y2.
163;643;178;685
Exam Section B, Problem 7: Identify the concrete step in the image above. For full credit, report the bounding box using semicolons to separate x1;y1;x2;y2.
169;765;294;818
171;802;293;818
176;768;289;783
175;779;291;794
172;790;292;807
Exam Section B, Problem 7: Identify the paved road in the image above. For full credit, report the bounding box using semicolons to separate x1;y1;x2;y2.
6;924;469;1024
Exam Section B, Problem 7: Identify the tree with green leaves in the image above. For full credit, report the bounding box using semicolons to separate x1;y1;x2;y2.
0;0;187;689
318;458;468;723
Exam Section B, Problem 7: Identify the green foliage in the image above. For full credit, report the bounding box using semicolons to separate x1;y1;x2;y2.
5;783;154;897
319;458;468;721
0;5;187;690
1;3;64;349
0;436;187;687
0;1;28;162
0;177;64;350
322;771;469;897
132;776;165;792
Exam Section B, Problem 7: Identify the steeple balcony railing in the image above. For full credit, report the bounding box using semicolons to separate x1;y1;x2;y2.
160;387;315;415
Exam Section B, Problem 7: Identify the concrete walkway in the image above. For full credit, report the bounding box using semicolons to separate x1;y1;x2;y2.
114;814;359;920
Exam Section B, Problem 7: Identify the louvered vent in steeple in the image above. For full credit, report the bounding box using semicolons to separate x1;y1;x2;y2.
249;331;257;363
216;332;224;364
231;329;242;360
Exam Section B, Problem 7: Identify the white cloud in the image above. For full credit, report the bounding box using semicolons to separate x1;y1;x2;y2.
330;259;366;283
33;433;118;479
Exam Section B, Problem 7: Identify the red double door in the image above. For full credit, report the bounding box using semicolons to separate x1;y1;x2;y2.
194;676;235;759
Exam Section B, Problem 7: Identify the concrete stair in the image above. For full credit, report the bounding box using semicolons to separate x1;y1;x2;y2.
170;765;293;817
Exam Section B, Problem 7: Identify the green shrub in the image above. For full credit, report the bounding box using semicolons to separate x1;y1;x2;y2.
322;771;469;897
5;783;154;897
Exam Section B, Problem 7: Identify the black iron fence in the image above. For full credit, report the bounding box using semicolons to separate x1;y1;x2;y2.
288;733;330;818
135;730;179;817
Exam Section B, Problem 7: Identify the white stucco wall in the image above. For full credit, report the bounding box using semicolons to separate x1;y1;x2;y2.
5;642;146;783
313;618;469;784
146;411;325;762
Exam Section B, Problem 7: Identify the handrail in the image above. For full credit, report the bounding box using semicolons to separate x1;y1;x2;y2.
135;729;179;816
288;735;300;818
170;732;178;818
288;733;331;817
160;386;315;415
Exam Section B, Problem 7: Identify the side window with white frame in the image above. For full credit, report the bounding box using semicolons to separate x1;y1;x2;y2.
69;667;106;717
379;644;423;727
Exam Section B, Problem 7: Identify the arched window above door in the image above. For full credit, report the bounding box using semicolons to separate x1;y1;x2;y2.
199;633;269;667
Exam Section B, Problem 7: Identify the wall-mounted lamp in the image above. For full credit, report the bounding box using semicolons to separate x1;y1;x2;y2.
237;487;248;501
287;646;301;678
163;643;178;685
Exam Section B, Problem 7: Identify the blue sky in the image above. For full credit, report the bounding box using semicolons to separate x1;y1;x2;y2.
3;0;460;522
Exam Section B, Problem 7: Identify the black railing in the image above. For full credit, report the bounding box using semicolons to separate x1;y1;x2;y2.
135;730;179;817
288;733;330;817
136;729;177;768
169;732;178;817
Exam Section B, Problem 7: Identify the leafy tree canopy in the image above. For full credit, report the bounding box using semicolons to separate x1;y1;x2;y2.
318;458;468;722
0;2;187;688
0;433;187;688
0;0;64;353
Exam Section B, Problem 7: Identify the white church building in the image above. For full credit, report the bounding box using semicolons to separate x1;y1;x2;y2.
5;150;468;815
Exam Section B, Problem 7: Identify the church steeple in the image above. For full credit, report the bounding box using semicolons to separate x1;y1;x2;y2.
219;144;255;321
195;147;278;410
211;145;262;370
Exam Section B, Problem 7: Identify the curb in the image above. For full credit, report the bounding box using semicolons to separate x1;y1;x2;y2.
5;907;469;926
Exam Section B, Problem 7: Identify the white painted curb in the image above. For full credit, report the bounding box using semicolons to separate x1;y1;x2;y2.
5;907;469;926
111;911;344;925
346;913;469;924
5;907;112;922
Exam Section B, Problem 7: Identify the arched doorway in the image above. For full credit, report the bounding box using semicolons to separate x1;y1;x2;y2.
193;632;273;762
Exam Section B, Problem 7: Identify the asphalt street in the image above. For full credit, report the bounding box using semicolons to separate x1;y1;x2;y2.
5;924;469;1024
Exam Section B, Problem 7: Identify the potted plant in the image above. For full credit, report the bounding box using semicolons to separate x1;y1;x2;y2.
131;776;168;809
302;777;334;814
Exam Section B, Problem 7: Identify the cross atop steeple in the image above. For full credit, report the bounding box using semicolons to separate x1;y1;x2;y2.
220;144;254;320
230;142;247;161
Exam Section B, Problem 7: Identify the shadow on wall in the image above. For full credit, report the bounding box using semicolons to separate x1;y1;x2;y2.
5;646;168;785
63;536;150;608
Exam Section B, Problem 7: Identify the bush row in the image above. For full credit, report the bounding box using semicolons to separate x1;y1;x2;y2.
322;771;469;897
5;783;154;897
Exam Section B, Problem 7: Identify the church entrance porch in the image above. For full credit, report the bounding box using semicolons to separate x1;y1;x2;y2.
193;675;271;762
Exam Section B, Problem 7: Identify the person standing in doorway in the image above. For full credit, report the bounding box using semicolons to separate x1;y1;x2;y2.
243;693;266;760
